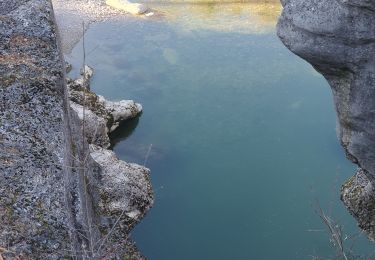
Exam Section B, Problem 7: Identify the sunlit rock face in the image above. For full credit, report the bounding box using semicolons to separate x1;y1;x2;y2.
106;0;149;15
277;0;375;241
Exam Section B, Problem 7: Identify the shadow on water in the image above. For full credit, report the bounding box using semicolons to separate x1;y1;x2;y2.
109;115;141;149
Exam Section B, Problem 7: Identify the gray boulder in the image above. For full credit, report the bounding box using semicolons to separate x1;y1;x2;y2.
277;0;375;241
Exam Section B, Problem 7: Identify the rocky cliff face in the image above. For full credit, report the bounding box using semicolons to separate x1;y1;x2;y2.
277;0;375;241
0;0;153;258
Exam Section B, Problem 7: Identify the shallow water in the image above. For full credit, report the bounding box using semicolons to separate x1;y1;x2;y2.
67;1;373;259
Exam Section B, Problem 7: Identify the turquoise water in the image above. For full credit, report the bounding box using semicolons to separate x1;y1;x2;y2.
67;2;373;259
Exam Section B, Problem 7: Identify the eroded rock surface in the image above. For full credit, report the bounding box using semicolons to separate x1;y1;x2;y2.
341;169;375;242
277;0;375;241
90;144;153;227
0;0;153;258
68;67;142;147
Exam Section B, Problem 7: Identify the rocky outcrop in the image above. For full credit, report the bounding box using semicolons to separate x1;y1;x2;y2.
0;0;153;258
66;66;153;258
68;67;142;147
341;169;375;242
277;0;375;241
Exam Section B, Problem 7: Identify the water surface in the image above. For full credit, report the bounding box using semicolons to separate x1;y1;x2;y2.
67;1;373;259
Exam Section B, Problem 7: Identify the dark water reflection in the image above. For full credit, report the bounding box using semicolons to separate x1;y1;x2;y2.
109;116;140;148
66;0;374;258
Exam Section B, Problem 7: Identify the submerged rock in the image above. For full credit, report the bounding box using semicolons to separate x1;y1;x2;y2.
277;0;375;241
106;0;149;15
163;48;179;65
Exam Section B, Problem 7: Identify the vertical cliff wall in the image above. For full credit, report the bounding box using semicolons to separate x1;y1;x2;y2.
0;0;153;258
0;0;72;257
277;0;375;241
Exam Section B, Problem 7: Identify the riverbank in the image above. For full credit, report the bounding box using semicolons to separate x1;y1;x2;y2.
52;0;123;53
52;0;155;54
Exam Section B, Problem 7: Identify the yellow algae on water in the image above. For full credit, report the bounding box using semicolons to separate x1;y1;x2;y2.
138;0;282;34
163;48;179;65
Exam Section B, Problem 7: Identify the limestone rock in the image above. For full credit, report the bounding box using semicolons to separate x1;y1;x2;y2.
90;144;153;223
67;64;151;258
70;101;110;148
67;69;142;135
98;95;143;132
106;0;149;15
80;64;94;80
277;0;375;241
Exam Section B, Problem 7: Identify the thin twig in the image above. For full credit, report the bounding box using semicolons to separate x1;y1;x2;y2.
143;144;153;166
314;201;348;260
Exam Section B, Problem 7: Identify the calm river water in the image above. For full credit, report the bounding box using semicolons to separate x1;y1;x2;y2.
67;0;373;258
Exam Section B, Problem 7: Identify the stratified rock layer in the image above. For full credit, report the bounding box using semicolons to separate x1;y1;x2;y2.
0;0;153;258
277;0;375;241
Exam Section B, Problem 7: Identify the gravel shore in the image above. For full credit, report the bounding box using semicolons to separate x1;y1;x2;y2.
52;0;126;53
